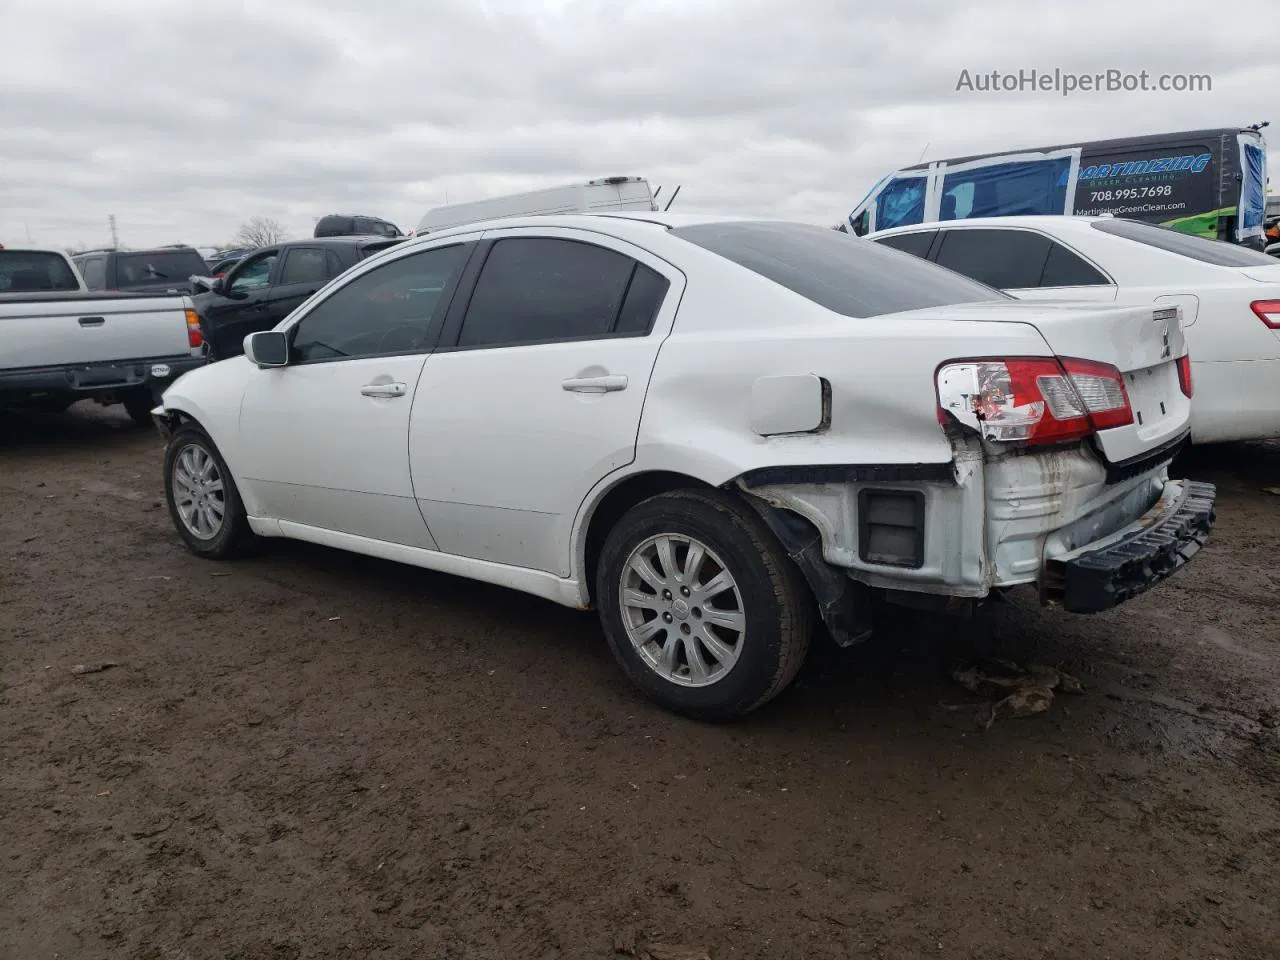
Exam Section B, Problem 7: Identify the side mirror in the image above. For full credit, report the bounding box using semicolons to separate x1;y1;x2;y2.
211;277;224;294
243;331;289;368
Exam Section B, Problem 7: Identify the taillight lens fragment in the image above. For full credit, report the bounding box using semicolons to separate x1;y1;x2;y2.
937;356;1133;445
1176;354;1194;397
1250;300;1280;329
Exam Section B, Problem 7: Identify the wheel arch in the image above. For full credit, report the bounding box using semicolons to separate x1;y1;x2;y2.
578;469;716;604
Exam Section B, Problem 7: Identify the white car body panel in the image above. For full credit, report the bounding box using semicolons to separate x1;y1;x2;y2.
156;212;1204;617
869;215;1280;443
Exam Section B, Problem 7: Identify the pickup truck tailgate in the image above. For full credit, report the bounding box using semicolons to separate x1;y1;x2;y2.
0;293;193;368
932;300;1191;463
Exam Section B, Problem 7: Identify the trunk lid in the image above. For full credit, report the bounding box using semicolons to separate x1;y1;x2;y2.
0;293;193;369
1234;263;1280;284
926;300;1190;463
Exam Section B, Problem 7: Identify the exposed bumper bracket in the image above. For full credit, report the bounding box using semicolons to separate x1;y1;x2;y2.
1048;479;1216;614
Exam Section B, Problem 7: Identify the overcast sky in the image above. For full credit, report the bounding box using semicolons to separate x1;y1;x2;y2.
1;0;1274;249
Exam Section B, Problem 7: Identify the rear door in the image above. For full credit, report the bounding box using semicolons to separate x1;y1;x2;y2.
269;245;329;323
408;227;684;576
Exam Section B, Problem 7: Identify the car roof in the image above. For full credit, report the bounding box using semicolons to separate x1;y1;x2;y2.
0;246;72;255
872;215;1109;238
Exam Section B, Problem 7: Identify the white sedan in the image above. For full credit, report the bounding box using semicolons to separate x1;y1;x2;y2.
867;214;1280;444
152;213;1216;719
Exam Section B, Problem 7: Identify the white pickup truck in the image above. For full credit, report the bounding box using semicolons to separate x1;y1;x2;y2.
0;246;206;424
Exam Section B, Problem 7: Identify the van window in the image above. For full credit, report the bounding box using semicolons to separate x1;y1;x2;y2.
1090;218;1278;266
672;221;1006;317
940;157;1073;220
876;177;927;229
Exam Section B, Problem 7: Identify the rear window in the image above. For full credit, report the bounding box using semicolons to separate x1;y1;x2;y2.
1089;218;1278;266
114;250;208;287
0;251;81;293
670;221;1006;317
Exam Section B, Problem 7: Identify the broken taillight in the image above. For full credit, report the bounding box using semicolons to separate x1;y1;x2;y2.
936;356;1133;445
1249;299;1280;329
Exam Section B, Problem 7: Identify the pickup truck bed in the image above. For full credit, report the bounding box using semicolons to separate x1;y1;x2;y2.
0;290;206;425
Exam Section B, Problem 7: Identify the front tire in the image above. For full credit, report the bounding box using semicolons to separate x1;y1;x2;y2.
163;423;261;559
596;489;813;721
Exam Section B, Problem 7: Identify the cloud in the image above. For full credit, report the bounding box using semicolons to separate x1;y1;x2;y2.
0;0;1273;248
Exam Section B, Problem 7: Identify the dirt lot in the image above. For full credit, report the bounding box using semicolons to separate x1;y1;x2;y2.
2;403;1278;960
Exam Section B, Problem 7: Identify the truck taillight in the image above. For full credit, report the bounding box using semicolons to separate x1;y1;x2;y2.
185;308;203;349
1249;299;1280;329
1177;354;1193;397
936;356;1133;445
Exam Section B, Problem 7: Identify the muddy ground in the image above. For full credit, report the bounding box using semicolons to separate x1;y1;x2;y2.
1;403;1278;960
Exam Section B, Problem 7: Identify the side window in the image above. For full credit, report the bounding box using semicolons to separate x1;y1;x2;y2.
325;249;348;278
279;248;328;284
1040;242;1110;287
81;257;106;289
933;229;1051;289
226;252;277;295
290;243;469;363
873;230;937;259
614;262;671;335
875;177;927;230
455;237;639;348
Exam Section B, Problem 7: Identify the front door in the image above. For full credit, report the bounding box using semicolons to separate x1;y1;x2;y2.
409;228;683;576
236;240;475;546
200;248;279;359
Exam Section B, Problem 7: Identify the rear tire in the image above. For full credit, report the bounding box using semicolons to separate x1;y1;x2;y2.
163;423;261;559
595;489;813;721
122;387;155;428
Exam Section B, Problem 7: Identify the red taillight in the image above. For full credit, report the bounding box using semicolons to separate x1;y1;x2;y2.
936;356;1133;446
185;307;203;349
1250;300;1280;329
1176;354;1194;397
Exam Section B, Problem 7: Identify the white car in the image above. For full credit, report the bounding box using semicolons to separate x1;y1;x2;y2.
151;213;1216;720
867;215;1280;444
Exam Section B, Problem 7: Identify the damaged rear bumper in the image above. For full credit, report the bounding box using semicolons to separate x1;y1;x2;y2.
1042;479;1216;613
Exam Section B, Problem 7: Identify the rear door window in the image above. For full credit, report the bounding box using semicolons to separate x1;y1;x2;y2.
454;237;642;348
872;230;937;259
279;247;328;284
932;228;1052;289
1040;242;1110;286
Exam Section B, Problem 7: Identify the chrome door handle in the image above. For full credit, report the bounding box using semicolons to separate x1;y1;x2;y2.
360;382;407;398
561;374;628;393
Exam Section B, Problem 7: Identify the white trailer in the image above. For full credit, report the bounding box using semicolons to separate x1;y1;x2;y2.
415;176;665;235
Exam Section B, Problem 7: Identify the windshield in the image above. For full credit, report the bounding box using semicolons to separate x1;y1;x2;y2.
1090;217;1278;266
670;221;1008;317
114;250;209;287
0;251;82;293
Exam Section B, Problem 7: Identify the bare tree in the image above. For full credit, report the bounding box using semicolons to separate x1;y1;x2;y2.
231;216;290;249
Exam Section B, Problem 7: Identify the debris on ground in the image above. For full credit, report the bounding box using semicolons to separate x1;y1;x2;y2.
614;927;712;960
948;659;1084;728
1262;487;1280;496
70;662;118;676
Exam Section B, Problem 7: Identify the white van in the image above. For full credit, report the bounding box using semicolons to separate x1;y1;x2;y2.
415;176;659;235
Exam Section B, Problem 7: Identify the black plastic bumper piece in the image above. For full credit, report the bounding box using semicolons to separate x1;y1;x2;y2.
1056;480;1216;614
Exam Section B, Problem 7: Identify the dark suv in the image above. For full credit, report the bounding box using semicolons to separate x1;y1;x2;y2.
72;246;210;293
193;235;405;360
314;214;403;239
